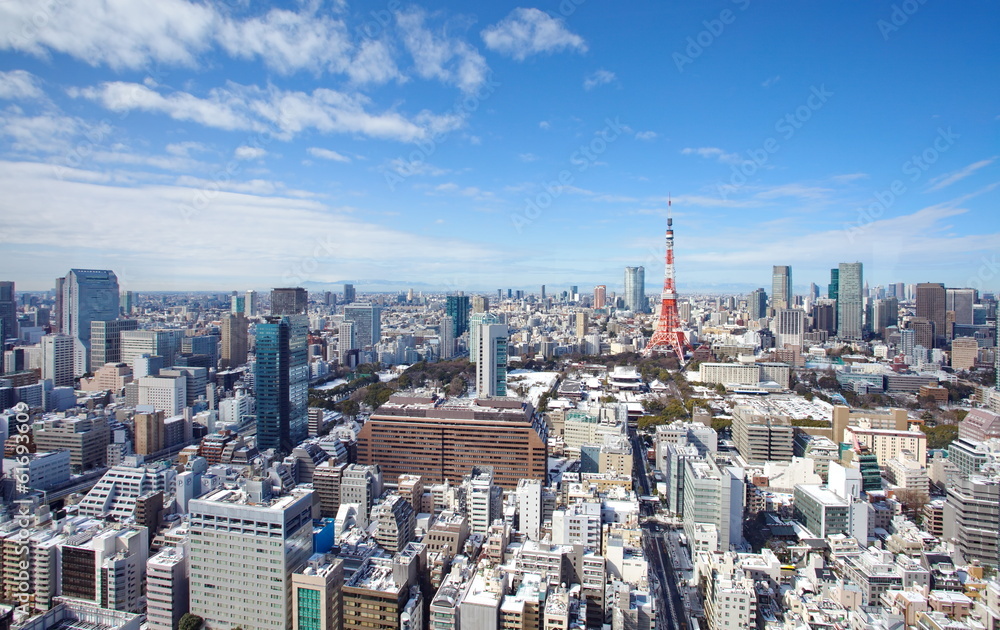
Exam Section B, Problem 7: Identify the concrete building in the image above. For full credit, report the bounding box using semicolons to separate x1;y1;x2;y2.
837;262;864;340
137;374;186;416
90;319;139;372
41;333;77;385
374;495;416;554
357;395;547;490
146;546;188;630
474;323;509;397
189;484;315;630
342;545;424;630
771;265;792;311
951;336;980;371
959;408;1000;443
271;287;308;316
10;450;71;492
121;329;185;370
291;554;344;630
844;425;928;466
220;313;248;369
731;406;794;463
682;457;745;553
943;474;1000;567
60;525;148;613
33;415;110;472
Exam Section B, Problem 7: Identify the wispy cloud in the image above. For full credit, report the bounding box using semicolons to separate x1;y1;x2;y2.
234;145;266;160
308;147;351;162
481;8;587;61
925;157;996;192
71;81;465;142
0;69;45;100
518;153;539;162
761;75;781;88
635;131;657;141
583;69;616;91
681;146;741;164
396;8;488;94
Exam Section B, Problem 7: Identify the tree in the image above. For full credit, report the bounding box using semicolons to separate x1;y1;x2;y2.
923;424;958;450
179;614;204;630
446;375;466;398
714;383;726;395
711;417;732;432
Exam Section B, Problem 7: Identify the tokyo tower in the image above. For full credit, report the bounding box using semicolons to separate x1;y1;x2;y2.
644;198;687;362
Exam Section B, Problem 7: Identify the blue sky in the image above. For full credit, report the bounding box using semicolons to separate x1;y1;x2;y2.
1;0;998;295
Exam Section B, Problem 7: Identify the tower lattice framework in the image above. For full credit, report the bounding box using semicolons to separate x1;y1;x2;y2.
644;201;687;362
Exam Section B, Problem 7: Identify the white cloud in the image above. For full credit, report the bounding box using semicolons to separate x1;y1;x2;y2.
347;40;403;85
925;157;996;192
0;70;44;100
72;81;465;142
538;121;551;130
481;8;587;61
0;159;505;288
518;153;539;162
234;145;266;160
216;7;352;75
681;146;741;164
0;107;110;155
396;8;489;93
166;142;209;157
0;0;216;70
761;75;781;88
635;131;657;141
583;69;615;91
308;147;351;162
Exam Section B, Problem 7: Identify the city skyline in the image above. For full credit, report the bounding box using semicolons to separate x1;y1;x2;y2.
1;2;998;293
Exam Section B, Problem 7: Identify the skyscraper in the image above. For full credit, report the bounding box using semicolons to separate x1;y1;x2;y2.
916;282;947;347
0;281;16;342
120;290;134;316
445;294;470;338
220;313;248;369
344;303;382;349
439;315;455;360
61;269;120;367
872;297;899;337
90;319;140;371
837;262;863;340
255;315;309;453
624;266;646;313
828;268;839;300
343;283;356;304
338;321;355;355
771;266;792;311
230;294;245;314
748;288;768;320
245;289;258;316
469;312;501;362
475;323;508;397
189;486;314;630
594;285;607;309
41;333;75;387
947;288;977;326
270;287;308;316
471;295;489;313
775;309;805;348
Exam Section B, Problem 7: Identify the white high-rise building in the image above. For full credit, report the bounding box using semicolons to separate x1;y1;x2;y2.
624;266;646;313
138;374;186;415
474;323;508;397
516;479;543;540
774;308;805;349
41;333;75;386
465;467;502;536
245;289;258;316
189;484;315;630
147;546;188;630
469;312;501;363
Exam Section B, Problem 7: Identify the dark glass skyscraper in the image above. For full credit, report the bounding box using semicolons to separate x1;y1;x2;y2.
0;281;16;343
270;287;308;315
62;269;119;368
445;294;470;337
255;315;308;454
828;268;839;300
771;265;792;311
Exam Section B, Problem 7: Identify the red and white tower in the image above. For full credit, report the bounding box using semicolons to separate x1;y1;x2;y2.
644;199;687;362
